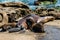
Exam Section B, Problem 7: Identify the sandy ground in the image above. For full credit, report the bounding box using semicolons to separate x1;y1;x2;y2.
0;20;60;40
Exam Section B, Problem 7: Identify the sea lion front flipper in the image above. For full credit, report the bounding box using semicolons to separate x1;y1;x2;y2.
8;25;26;33
8;27;21;33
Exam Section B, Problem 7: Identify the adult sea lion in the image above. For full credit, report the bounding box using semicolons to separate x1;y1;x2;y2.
8;14;55;33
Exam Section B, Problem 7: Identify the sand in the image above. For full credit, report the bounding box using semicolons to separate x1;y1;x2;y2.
0;20;60;40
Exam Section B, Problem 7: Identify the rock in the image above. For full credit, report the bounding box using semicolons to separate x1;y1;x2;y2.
0;2;29;9
0;7;33;22
35;8;47;16
15;8;33;17
47;8;60;19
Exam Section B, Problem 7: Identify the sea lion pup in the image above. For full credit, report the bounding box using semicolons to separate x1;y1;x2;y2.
8;14;55;33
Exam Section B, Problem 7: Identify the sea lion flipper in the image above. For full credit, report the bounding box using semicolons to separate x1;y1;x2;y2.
8;28;21;33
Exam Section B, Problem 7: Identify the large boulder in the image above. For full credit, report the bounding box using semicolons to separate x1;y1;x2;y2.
0;7;33;22
0;2;29;9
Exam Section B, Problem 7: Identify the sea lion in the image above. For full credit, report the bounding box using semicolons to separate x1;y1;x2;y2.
8;14;55;33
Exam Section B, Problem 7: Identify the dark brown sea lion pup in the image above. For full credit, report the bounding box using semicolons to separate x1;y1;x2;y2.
8;14;55;33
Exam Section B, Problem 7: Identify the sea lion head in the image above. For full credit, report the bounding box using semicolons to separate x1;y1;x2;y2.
26;17;35;29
